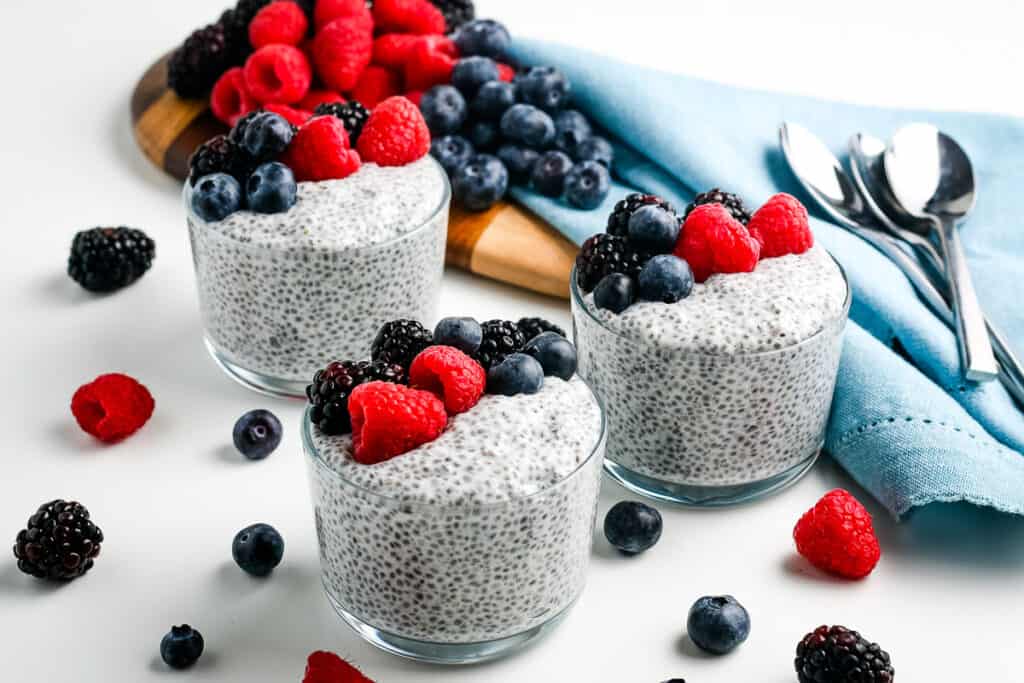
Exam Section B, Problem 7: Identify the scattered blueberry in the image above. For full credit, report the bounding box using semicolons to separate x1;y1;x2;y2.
245;162;297;214
160;625;205;670
232;523;285;577
523;332;577;380
470;80;517;121
638;255;694;304
574;135;615;167
487;353;545;396
419;85;467;136
687;596;751;655
434;316;483;355
565;160;611;209
191;173;242;222
517;66;571;112
452;154;509;211
553;109;592;157
452;56;500;97
232;409;283;460
463;120;500;151
628;205;681;252
430;134;474;176
241;112;293;161
453;19;511;60
531;150;574;197
496;144;540;184
604;500;662;555
500;103;555;149
593;273;636;314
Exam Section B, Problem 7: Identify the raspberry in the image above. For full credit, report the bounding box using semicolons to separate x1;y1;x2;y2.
314;0;372;31
372;0;446;35
674;203;760;282
249;1;309;48
404;90;423;106
357;96;431;166
303;650;373;683
348;382;447;464
403;39;456;90
747;192;814;258
210;67;257;126
298;89;345;111
497;62;516;82
372;34;421;68
262;103;312;127
793;489;881;580
313;16;374;92
350;66;402;108
71;373;155;443
410;346;485;414
243;44;312;104
283;115;361;181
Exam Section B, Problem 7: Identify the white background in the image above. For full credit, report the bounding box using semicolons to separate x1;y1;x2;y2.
2;0;1024;680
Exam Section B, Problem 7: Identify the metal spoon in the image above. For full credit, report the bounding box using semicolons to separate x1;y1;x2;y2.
884;124;998;382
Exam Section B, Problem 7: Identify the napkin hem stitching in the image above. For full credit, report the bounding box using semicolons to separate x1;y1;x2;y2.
834;415;1014;456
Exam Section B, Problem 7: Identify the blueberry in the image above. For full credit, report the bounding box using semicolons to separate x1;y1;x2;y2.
499;103;555;149
232;523;285;577
487;353;545;396
452;154;509;211
452;56;500;97
604;500;662;555
638;255;694;303
575;135;615;167
686;596;751;655
430;134;475;176
242;112;293;161
471;80;517;121
191;173;242;222
593;273;636;314
530;150;574;197
517;66;571;112
464;120;500;151
523;332;577;380
496;144;540;184
433;316;483;355
565;160;611;209
232;409;283;460
160;625;204;670
245;162;297;214
419;85;467;136
553;109;592;157
628;205;680;252
453;19;511;60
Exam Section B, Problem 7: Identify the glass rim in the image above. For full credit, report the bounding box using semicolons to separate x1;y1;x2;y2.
570;249;853;360
301;376;608;512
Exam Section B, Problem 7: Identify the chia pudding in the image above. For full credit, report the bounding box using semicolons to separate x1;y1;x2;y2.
186;157;449;397
572;245;850;504
302;376;605;660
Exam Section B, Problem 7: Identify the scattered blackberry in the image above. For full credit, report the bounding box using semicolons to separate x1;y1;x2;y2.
307;360;407;435
370;319;433;369
575;233;650;293
474;320;526;370
606;193;677;237
517;317;566;342
187;134;254;186
795;625;894;683
167;23;233;98
13;499;104;581
68;227;156;293
684;188;752;225
314;101;370;145
430;0;475;32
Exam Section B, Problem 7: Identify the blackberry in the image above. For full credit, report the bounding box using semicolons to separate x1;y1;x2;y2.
307;360;407;435
221;0;273;62
474;320;526;370
684;188;752;225
68;227;156;293
606;193;677;237
574;233;650;293
371;319;433;369
314;101;370;146
795;625;894;683
13;499;104;581
167;23;232;98
188;134;254;186
517;317;566;342
430;0;475;32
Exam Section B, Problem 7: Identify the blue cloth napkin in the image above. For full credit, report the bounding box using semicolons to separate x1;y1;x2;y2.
508;39;1024;518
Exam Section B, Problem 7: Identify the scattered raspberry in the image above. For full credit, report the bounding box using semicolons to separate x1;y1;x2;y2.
314;0;372;31
404;90;423;106
313;16;374;92
747;192;814;258
71;373;155;443
793;489;881;580
348;382;447;464
674;203;760;282
243;44;313;104
262;102;313;127
298;89;345;111
410;346;486;414
372;0;446;35
372;34;421;68
283;115;361;181
357;96;431;166
249;1;309;48
350;66;402;108
210;67;257;126
302;650;373;683
403;39;456;91
497;62;516;82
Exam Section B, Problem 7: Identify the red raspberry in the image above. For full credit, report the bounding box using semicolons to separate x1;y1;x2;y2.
357;95;430;166
403;39;456;91
298;89;346;111
674;203;761;282
303;651;373;683
314;0;372;31
71;373;155;443
793;489;881;580
348;382;447;464
372;34;420;68
410;346;486;415
350;66;402;108
497;62;516;82
249;1;309;48
243;44;312;104
404;90;423;107
283;115;361;181
747;192;815;258
262;102;313;127
210;67;257;126
313;16;374;92
372;0;446;35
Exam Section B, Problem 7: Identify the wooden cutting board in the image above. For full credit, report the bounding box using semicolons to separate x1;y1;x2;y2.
131;54;576;299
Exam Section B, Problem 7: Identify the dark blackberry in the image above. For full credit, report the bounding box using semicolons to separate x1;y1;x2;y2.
795;625;894;683
221;0;273;62
307;360;407;435
516;317;566;342
314;101;370;145
187;134;254;186
474;320;526;370
68;227;156;293
684;188;752;225
575;233;650;293
371;319;433;369
430;0;475;32
167;23;232;98
13;499;104;581
606;193;677;237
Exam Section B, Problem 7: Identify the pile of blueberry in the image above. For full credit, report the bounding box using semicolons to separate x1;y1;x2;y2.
423;19;613;212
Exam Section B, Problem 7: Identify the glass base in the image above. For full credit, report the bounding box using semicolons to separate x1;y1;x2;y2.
604;450;819;507
204;337;307;399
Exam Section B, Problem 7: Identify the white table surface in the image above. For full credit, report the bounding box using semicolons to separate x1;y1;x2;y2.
3;0;1024;680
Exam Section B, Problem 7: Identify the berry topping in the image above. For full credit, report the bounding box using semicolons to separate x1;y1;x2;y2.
553;109;592;157
13;499;103;581
452;153;509;211
793;489;881;580
496;144;540;184
594;273;636;314
240;111;294;161
684;188;752;225
371;319;433;369
433;316;484;355
160;625;205;670
575;233;650;293
403;39;457;91
313;100;370;146
517;65;571;112
232;523;285;576
628;205;681;253
453;19;511;61
71;373;155;443
516;317;566;342
430;134;475;176
530;150;574;197
522;332;577;380
232;409;283;460
410;345;486;414
574;135;614;167
356;96;432;166
606;193;677;238
486;353;545;396
638;254;694;304
451;56;500;97
67;226;156;293
747;192;815;258
372;0;447;36
430;0;475;32
210;67;257;126
221;0;274;61
299;90;346;112
348;382;448;464
604;501;662;555
565;160;611;209
500;103;555;149
188;134;253;186
303;651;374;683
420;85;468;136
674;203;760;283
307;360;407;435
796;626;894;683
249;1;308;48
313;15;373;92
470;80;517;121
246;161;298;214
474;319;526;370
243;44;312;104
283;116;361;182
191;172;243;221
686;596;751;655
314;0;371;31
167;23;232;98
350;66;402;109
